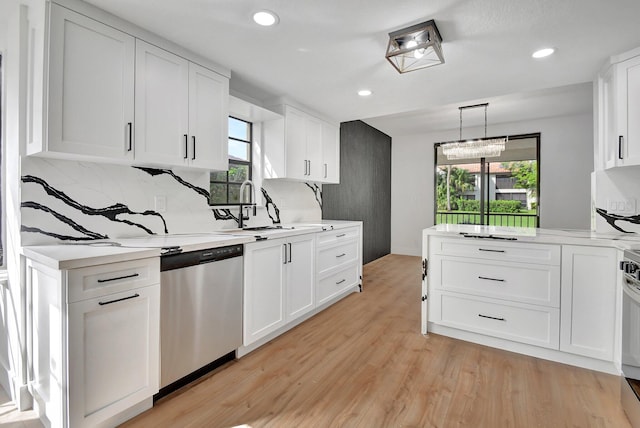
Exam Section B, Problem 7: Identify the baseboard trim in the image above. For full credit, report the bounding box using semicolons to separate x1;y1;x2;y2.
427;322;619;375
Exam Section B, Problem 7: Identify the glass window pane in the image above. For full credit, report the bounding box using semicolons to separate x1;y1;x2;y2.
228;163;249;183
210;183;227;204
211;170;227;182
229;117;250;141
228;184;241;204
229;139;250;162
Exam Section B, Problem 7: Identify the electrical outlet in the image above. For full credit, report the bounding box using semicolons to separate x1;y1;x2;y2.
154;195;167;213
607;198;636;214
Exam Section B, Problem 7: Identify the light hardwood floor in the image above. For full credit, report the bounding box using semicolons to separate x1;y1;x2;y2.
123;254;631;428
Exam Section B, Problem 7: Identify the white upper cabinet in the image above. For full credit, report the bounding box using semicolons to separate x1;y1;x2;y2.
264;104;340;183
45;5;135;160
321;121;340;183
27;2;229;170
188;62;229;170
596;48;640;169
135;40;189;166
135;41;229;170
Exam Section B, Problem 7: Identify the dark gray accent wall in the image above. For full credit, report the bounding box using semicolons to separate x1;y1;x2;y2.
322;120;391;264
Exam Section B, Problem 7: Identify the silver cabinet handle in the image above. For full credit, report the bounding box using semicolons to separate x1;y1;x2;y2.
99;293;139;306
478;276;505;282
478;314;505;321
288;243;292;263
308;160;311;176
283;244;288;264
192;136;196;160
184;134;188;159
336;234;346;238
324;163;327;178
478;248;505;253
336;253;346;258
336;279;346;285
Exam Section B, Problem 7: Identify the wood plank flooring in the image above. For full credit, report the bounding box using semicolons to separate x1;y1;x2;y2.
123;254;631;428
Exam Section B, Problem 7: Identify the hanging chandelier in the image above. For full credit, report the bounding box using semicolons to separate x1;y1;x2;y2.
441;103;507;160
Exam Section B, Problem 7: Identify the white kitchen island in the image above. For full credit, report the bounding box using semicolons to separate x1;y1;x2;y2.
422;224;640;375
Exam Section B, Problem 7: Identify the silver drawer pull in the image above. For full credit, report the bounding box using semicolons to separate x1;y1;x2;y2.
336;234;346;238
478;276;505;282
478;314;505;322
336;253;346;258
478;248;505;253
336;279;346;285
99;293;140;306
97;273;140;283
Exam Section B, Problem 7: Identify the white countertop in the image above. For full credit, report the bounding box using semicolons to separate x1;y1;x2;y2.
424;224;640;249
22;221;362;270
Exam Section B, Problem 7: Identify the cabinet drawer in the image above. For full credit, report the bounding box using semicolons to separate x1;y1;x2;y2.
317;227;359;246
67;258;160;303
430;237;560;265
433;292;559;349
318;240;358;274
432;256;560;307
317;265;359;305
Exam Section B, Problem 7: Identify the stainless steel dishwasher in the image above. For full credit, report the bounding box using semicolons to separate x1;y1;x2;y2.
158;244;243;397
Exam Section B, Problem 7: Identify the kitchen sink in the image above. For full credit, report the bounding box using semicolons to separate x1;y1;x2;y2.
241;225;291;231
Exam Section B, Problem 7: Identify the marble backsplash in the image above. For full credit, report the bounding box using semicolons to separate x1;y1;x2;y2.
20;157;322;246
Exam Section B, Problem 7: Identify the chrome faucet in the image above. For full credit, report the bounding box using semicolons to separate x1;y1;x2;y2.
238;179;257;228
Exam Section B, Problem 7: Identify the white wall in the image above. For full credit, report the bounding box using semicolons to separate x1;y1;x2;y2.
391;112;594;256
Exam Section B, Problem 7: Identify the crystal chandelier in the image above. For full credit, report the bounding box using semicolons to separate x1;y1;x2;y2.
385;20;444;74
441;103;507;160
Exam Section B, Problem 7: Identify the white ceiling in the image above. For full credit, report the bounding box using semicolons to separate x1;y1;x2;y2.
11;0;640;137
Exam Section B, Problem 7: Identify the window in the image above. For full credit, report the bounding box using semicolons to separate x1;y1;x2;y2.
434;133;540;228
209;117;252;205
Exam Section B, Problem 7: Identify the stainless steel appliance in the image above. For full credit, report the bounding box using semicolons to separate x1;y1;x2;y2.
620;250;640;426
158;244;243;397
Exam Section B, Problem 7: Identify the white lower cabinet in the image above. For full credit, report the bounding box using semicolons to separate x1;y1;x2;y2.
425;233;627;372
27;257;160;428
316;226;362;306
560;245;618;361
243;234;315;346
431;291;560;349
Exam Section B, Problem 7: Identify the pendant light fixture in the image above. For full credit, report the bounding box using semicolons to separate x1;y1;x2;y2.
385;19;444;73
441;103;507;160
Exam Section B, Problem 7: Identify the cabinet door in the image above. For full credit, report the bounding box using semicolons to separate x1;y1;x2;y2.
321;122;340;183
600;66;619;169
67;285;160;427
47;5;135;160
560;246;617;361
244;239;286;345
286;234;316;320
284;106;308;180
188;62;229;170
305;116;323;181
618;56;640;166
135;40;189;166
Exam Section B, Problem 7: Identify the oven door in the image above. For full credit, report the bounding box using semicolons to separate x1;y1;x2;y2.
621;275;640;426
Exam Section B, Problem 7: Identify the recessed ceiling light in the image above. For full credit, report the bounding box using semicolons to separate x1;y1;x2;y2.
532;48;555;59
358;90;372;97
253;10;279;26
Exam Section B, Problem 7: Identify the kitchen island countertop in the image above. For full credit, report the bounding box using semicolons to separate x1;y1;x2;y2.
424;224;640;249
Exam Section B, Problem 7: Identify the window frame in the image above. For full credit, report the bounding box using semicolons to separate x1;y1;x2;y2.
209;116;253;206
433;132;541;228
